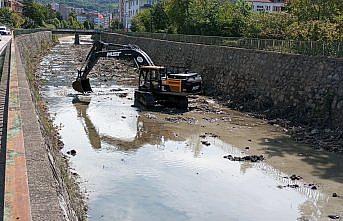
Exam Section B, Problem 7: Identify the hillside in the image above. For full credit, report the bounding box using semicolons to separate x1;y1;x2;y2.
37;0;118;12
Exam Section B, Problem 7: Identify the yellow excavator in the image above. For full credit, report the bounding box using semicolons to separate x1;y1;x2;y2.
72;41;202;109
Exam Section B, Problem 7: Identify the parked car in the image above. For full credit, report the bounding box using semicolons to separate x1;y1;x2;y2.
0;26;11;35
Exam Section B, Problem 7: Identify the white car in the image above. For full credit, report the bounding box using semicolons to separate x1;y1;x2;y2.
0;26;11;35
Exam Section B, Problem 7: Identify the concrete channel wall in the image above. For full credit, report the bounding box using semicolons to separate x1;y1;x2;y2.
5;31;82;220
0;41;11;221
97;33;343;129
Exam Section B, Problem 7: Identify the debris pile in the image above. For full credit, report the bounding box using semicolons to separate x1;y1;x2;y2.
165;116;197;124
223;154;265;162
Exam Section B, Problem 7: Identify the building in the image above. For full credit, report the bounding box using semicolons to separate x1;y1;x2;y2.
76;14;88;24
123;0;160;30
93;13;105;27
50;2;60;11
74;7;84;14
247;0;286;12
59;4;74;20
0;0;5;8
2;0;23;13
103;12;113;29
119;0;125;23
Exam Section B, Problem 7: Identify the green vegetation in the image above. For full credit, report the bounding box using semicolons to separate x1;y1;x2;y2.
131;0;343;41
0;7;25;28
0;0;96;29
37;0;118;12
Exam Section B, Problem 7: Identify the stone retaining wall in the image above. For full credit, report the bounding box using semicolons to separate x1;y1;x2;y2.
15;32;82;220
98;33;343;129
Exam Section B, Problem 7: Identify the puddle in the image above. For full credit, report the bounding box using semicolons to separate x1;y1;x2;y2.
38;36;340;221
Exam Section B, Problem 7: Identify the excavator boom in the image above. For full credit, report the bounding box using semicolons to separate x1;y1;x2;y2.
72;41;154;93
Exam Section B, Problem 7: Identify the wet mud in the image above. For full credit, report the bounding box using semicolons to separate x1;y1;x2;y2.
38;36;343;221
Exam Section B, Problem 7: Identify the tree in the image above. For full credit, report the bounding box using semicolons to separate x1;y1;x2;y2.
131;9;152;32
61;20;69;29
68;11;83;29
288;0;342;22
150;2;169;32
244;13;295;39
83;20;92;29
0;8;24;28
22;0;59;28
110;18;123;31
165;0;191;33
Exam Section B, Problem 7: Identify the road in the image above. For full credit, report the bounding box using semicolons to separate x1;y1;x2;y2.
0;35;11;53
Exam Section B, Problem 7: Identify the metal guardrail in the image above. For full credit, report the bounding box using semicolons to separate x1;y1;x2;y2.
12;29;343;57
13;28;101;37
125;32;343;58
13;28;51;37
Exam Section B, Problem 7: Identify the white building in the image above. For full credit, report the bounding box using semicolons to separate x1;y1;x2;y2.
76;15;88;24
50;2;59;11
247;0;286;12
0;0;5;8
124;0;159;30
103;13;113;29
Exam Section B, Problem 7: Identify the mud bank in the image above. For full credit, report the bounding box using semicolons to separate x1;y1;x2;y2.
38;36;343;221
15;32;85;220
96;32;343;153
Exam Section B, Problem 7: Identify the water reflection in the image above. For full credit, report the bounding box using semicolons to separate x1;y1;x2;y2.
74;103;101;149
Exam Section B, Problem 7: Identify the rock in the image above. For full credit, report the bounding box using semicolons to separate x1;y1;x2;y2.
117;93;128;98
201;141;211;146
290;174;303;181
328;215;340;220
245;146;250;150
67;149;77;156
205;132;219;138
311;129;319;135
110;88;123;92
121;116;126;119
145;113;157;119
332;193;338;197
306;184;318;190
287;184;299;188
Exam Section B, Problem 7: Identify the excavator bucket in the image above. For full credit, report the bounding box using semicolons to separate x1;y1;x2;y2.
72;78;93;93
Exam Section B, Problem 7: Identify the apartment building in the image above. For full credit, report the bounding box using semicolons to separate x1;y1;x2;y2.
123;0;159;29
247;0;286;12
1;0;24;13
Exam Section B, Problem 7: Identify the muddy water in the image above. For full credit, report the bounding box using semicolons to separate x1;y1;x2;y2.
39;36;343;221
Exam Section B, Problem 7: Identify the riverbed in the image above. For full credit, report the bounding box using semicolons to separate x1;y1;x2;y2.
39;36;343;221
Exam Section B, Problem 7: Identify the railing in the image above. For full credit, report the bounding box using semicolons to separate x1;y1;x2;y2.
125;32;343;58
13;29;100;37
13;28;51;37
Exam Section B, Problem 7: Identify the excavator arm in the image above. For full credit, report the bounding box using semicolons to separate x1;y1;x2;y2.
72;41;154;93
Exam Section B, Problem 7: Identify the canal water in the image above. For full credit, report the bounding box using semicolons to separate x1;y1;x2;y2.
39;37;332;220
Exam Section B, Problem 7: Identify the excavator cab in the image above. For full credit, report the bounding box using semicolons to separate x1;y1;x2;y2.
138;66;164;92
134;66;188;109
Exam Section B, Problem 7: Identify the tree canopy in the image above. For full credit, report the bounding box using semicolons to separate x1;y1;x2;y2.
131;0;343;41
